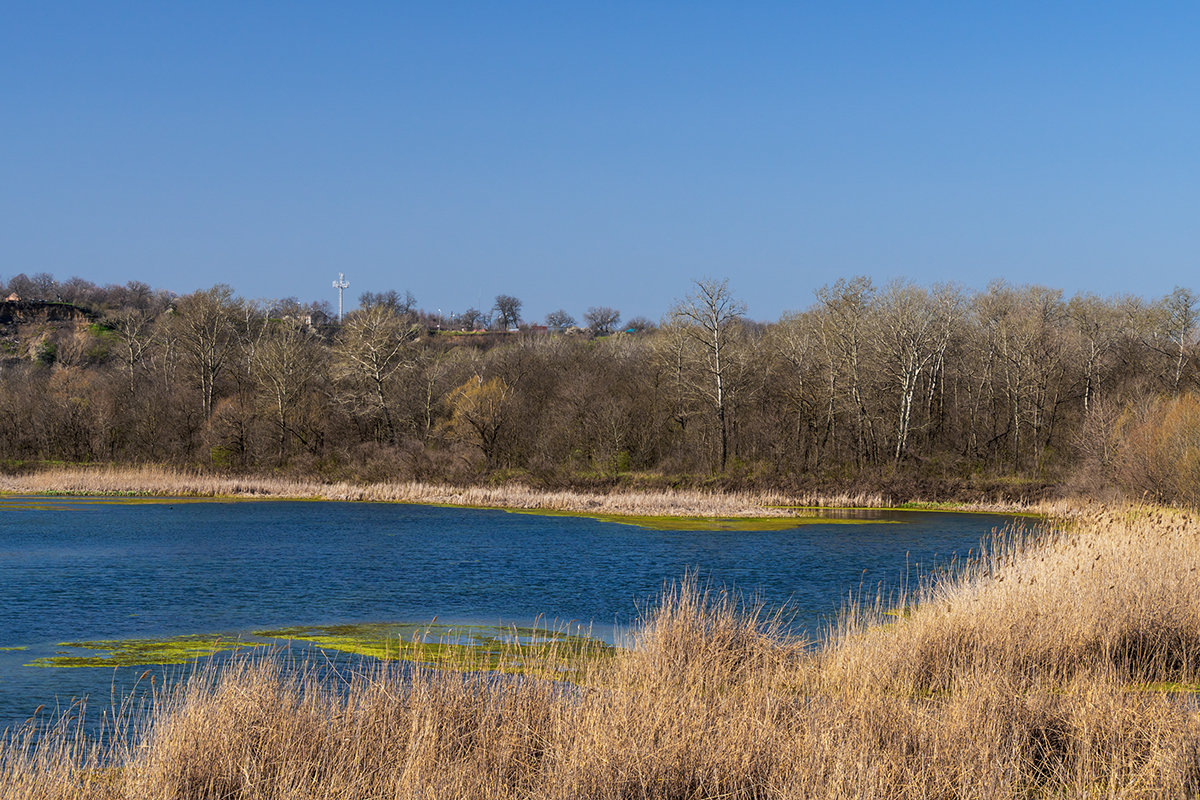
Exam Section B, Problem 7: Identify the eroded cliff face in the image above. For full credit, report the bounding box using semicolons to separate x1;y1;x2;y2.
0;300;94;326
0;301;100;365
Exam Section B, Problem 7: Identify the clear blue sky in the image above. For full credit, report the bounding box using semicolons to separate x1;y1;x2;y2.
3;2;1198;322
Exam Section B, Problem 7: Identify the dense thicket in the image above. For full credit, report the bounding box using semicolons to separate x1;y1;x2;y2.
2;272;1199;502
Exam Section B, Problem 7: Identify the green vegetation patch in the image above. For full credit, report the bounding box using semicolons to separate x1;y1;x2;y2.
254;622;613;675
506;508;876;531
0;494;306;510
1132;681;1200;694
27;635;263;668
0;499;77;511
0;645;28;651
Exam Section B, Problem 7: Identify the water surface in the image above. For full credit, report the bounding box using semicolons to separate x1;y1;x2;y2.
0;497;1019;731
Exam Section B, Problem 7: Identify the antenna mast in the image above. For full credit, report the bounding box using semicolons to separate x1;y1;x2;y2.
332;272;350;322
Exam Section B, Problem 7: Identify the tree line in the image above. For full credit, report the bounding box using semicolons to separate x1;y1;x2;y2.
2;271;1199;502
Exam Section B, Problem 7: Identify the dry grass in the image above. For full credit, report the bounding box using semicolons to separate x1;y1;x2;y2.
4;506;1199;798
825;508;1200;694
0;464;1064;518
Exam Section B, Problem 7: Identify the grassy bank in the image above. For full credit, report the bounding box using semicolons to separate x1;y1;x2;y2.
3;506;1199;798
0;464;1063;520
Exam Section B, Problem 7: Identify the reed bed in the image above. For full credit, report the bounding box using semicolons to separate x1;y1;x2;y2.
0;464;1059;517
824;508;1200;694
3;507;1198;798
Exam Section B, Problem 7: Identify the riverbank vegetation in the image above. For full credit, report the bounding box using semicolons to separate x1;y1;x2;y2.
0;465;877;513
1;464;1067;523
3;507;1198;798
6;273;1200;506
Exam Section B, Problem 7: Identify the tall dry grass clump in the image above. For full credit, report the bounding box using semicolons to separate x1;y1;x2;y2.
0;706;113;800
3;506;1200;798
824;508;1200;694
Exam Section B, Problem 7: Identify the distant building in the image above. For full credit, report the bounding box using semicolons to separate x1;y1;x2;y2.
5;293;19;302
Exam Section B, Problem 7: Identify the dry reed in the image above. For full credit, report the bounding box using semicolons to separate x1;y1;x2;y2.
0;464;1062;517
3;506;1199;798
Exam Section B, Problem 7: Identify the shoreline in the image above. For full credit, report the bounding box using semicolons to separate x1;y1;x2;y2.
0;464;1064;520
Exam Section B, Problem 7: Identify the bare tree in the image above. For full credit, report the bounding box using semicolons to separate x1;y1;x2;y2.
170;285;242;418
359;289;417;318
58;276;102;307
493;295;522;330
333;304;420;444
460;308;488;331
107;307;159;396
252;317;325;461
1067;293;1124;412
767;310;825;469
670;278;746;472
584;306;621;336
1158;287;1197;391
875;282;946;462
974;282;1069;470
544;309;576;331
815;277;877;465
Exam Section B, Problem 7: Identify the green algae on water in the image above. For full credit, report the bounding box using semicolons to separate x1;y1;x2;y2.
27;635;263;668
505;507;878;531
0;499;77;512
25;622;612;674
254;622;613;675
0;646;27;651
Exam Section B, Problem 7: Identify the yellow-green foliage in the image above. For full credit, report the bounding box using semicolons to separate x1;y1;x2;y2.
254;622;612;676
1116;393;1200;506
27;636;263;668
23;624;612;675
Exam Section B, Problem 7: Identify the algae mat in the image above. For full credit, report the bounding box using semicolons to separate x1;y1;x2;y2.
258;622;612;674
505;507;885;531
28;635;264;668
27;623;612;674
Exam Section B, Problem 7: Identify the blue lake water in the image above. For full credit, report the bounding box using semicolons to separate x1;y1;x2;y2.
0;497;1021;732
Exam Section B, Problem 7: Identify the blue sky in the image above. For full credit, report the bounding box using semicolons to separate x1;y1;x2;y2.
3;3;1198;322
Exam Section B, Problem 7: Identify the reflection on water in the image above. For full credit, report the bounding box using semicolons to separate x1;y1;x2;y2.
0;496;1020;731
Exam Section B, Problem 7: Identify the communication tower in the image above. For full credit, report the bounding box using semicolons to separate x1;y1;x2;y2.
332;272;350;322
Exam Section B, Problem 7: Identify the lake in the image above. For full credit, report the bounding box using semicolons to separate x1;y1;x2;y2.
0;497;1021;732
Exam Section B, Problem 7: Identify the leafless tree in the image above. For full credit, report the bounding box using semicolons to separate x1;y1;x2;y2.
874;282;957;462
815;277;877;465
170;285;242;418
333;304;420;444
1150;287;1198;391
1067;293;1124;412
670;278;746;472
545;309;576;331
460;308;488;331
252;317;325;460
584;307;621;336
493;295;522;330
107;307;159;396
359;289;417;318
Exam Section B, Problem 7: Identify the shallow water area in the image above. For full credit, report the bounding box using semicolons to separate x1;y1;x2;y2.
0;494;1020;731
